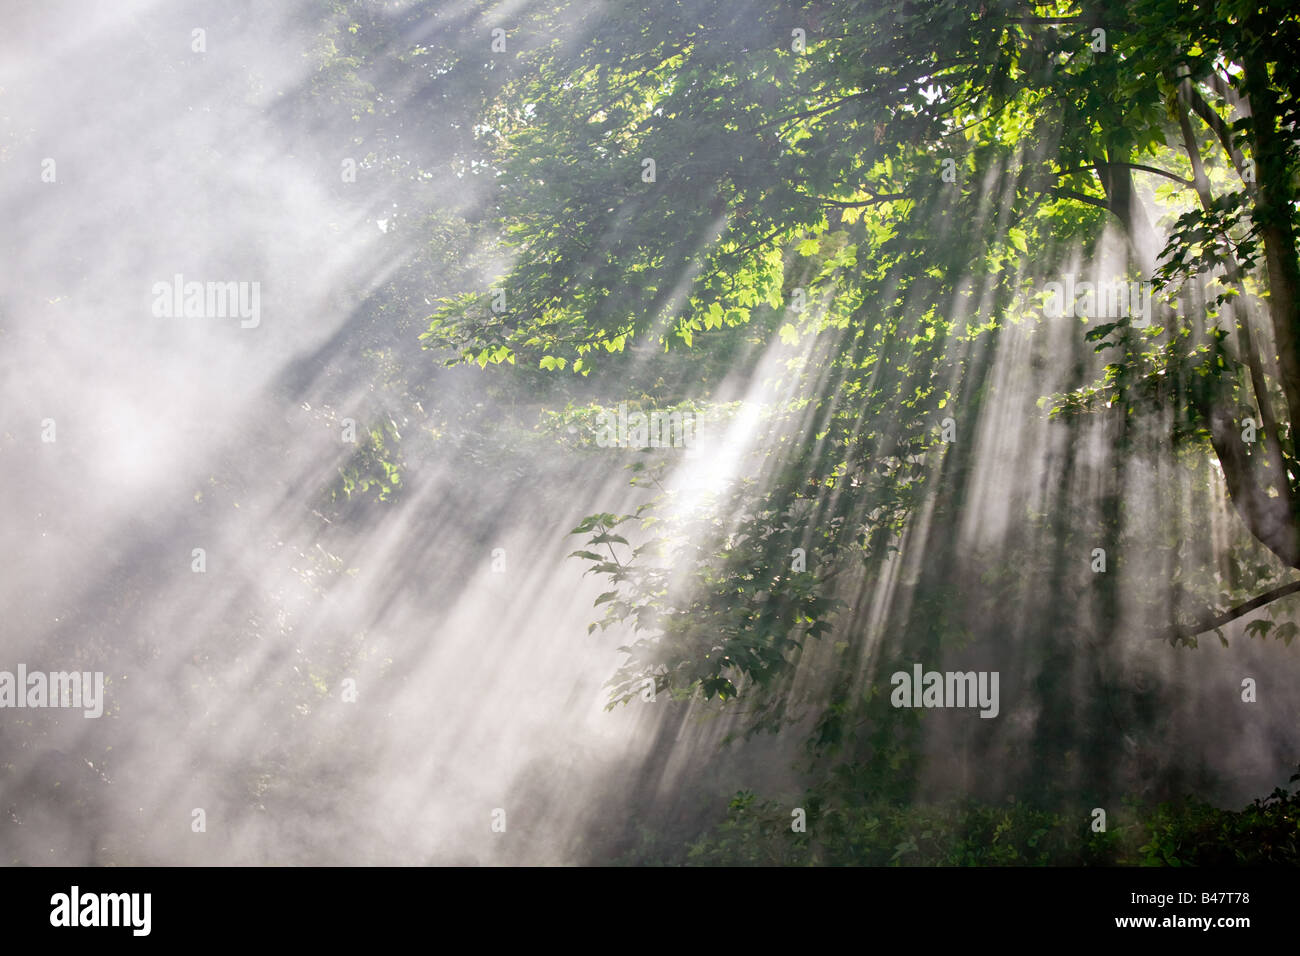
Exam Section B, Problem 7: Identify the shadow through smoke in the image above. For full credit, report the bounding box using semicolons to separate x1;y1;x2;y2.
1;1;1297;866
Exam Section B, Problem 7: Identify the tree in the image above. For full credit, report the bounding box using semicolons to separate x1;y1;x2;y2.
426;0;1300;742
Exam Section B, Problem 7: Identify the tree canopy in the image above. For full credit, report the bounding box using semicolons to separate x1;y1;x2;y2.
421;0;1300;756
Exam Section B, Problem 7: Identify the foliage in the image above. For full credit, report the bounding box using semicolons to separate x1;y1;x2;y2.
627;766;1300;866
418;0;1300;750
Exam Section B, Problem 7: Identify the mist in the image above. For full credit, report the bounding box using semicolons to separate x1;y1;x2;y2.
2;0;1298;866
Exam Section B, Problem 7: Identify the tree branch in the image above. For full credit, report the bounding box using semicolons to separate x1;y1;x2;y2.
1052;162;1194;188
1184;84;1253;188
1158;580;1300;643
751;90;873;134
1004;16;1083;25
816;193;907;208
1048;187;1111;211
